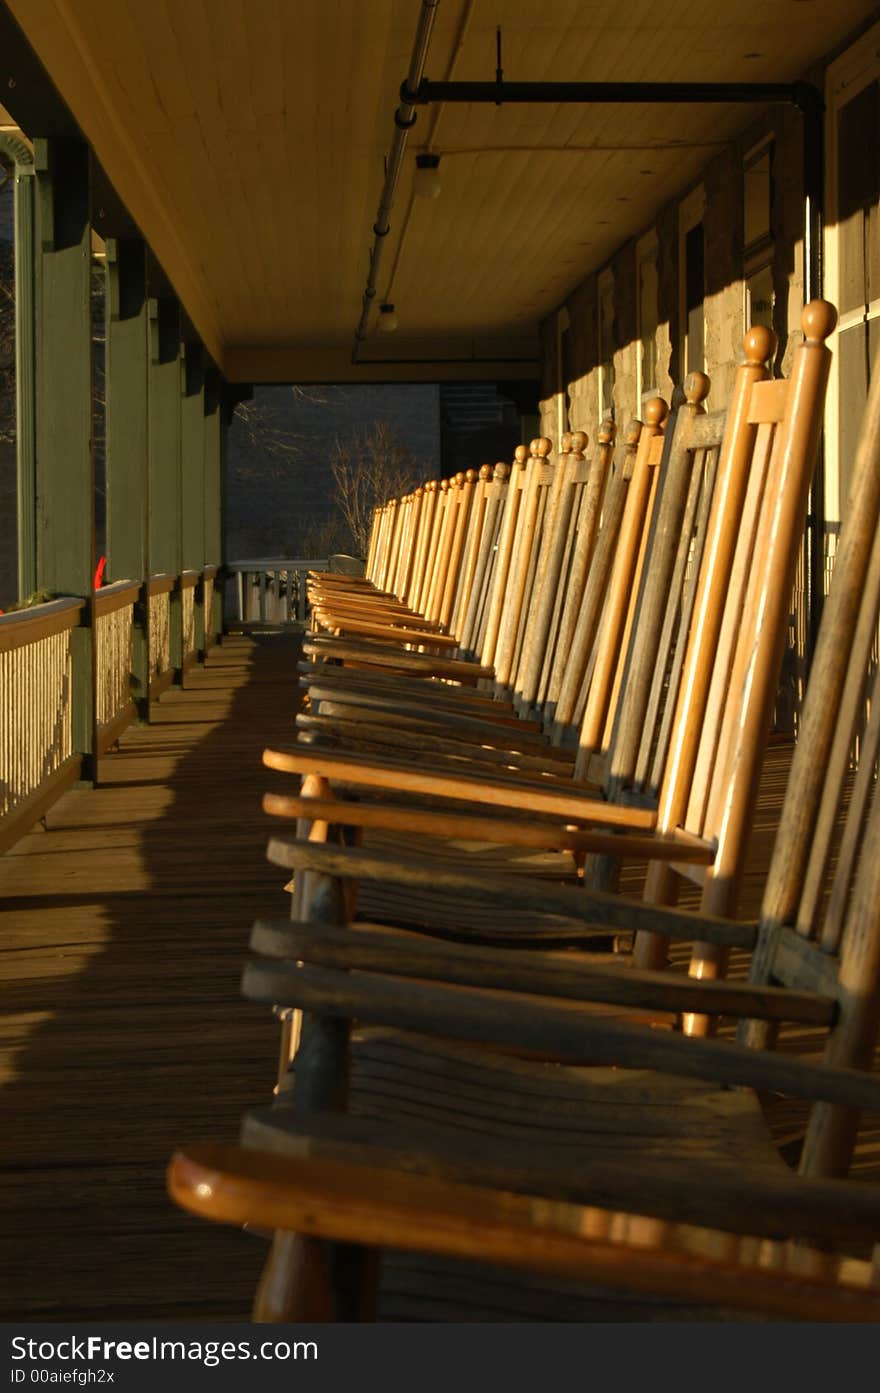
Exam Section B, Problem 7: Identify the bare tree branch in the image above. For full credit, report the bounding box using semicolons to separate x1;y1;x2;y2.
330;419;426;556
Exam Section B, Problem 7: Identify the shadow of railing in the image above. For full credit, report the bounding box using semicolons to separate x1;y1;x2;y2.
0;632;300;1320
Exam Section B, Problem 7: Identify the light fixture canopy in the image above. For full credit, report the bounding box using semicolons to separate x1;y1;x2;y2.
414;152;442;199
377;302;399;333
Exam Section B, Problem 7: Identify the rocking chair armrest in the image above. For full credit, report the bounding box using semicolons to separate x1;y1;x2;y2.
262;789;710;862
167;1143;880;1323
263;744;657;829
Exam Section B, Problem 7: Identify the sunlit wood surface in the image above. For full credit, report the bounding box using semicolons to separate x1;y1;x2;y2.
0;635;300;1320
5;0;876;380
1;643;877;1319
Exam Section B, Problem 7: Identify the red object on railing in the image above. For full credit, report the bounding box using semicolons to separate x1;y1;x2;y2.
94;556;107;589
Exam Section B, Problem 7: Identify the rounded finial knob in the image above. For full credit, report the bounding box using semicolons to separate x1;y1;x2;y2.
388;497;398;508
684;371;711;408
643;397;668;427
514;445;529;465
560;432;573;453
624;419;642;447
802;299;837;343
598;418;615;445
570;430;588;453
479;464;493;481
743;324;776;366
495;461;511;480
465;468;478;483
440;478;450;492
536;437;553;458
415;485;424;497
529;438;540;455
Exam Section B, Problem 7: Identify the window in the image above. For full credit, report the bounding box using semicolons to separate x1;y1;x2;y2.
744;144;773;254
598;269;615;420
743;140;776;337
554;307;570;443
679;186;706;376
636;232;659;408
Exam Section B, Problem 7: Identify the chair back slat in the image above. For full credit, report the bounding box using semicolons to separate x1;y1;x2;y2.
513;433;577;707
794;524;880;947
425;477;460;623
459;463;511;656
535;425;615;713
819;668;880;954
544;423;637;726
493;439;554;687
398;488;425;604
448;465;494;638
439;470;478;629
506;449;562;692
412;479;440;610
553;406;665;743
479;448;531;666
638;437;721;794
571;408;668;773
601;375;713;785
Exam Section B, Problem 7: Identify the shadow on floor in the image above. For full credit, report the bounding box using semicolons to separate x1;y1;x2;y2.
0;634;300;1319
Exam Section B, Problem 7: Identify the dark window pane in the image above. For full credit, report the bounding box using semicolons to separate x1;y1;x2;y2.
837;80;879;314
744;148;773;249
685;223;704;373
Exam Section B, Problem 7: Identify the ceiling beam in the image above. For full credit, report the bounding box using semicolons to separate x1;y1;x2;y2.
223;343;540;385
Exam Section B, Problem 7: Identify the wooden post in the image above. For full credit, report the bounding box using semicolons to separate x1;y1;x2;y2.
33;137;95;779
0;132;36;601
203;365;222;645
147;287;182;686
105;237;149;714
181;335;206;661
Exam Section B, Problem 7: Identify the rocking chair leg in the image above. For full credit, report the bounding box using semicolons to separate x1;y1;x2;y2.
254;1232;336;1322
332;1242;382;1321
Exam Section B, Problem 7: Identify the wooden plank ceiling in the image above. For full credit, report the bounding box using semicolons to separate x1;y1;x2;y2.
4;0;876;381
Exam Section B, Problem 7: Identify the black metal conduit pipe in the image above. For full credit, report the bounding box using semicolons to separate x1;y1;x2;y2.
351;0;439;364
402;74;827;649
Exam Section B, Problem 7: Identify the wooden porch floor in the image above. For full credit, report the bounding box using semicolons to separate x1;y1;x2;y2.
0;635;301;1320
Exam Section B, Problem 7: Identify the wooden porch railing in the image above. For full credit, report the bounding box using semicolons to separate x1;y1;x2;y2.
147;573;175;699
180;570;200;670
0;562;224;854
0;597;83;854
203;565;219;651
226;559;331;626
95;579;139;754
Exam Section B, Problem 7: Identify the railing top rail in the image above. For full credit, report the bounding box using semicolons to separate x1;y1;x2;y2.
94;579;141;617
179;570;200;590
147;573;177;596
203;564;219;580
0;597;85;653
225;558;330;571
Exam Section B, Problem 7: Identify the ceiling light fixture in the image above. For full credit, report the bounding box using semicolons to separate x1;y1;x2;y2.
414;152;442;198
377;302;399;333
